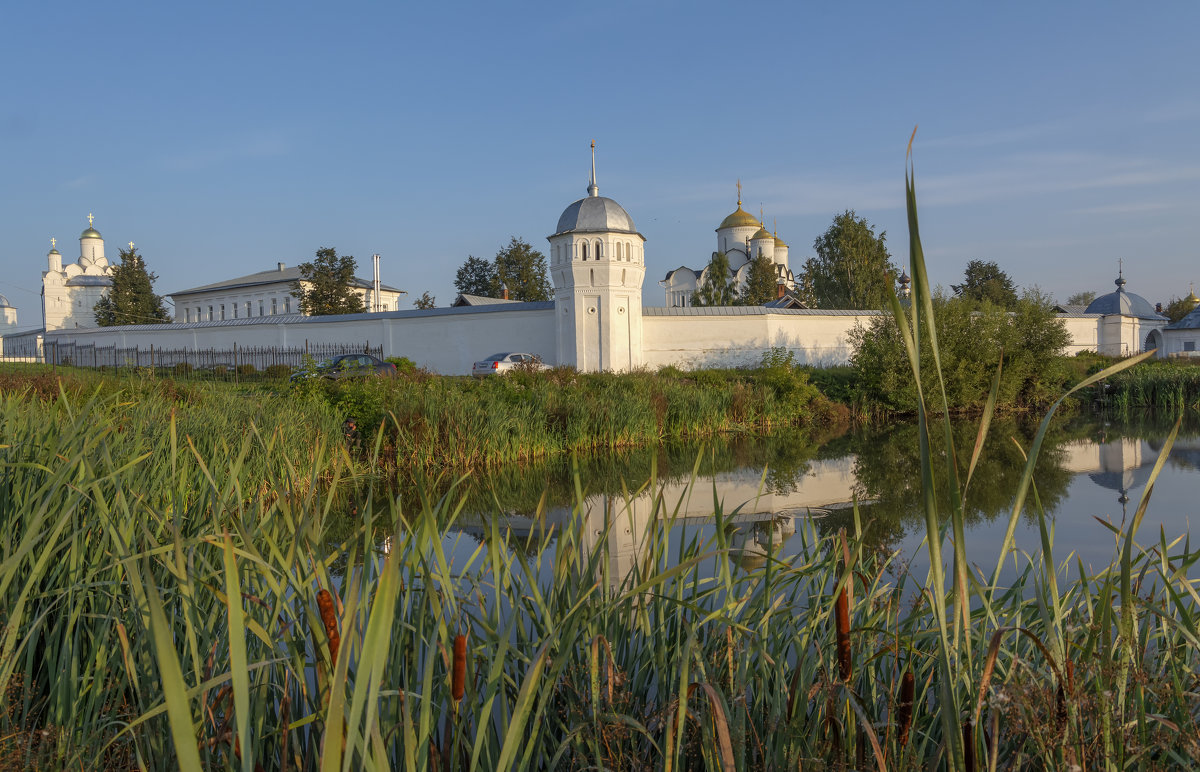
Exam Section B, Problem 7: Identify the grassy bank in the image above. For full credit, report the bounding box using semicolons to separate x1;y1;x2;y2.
2;352;847;475
1100;357;1200;412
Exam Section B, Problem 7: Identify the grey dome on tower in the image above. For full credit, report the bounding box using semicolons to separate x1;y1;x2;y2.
555;196;638;235
1084;272;1165;321
552;141;638;236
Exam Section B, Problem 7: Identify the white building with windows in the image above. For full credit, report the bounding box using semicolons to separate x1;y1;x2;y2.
168;262;406;323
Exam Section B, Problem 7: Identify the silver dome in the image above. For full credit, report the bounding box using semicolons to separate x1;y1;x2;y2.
554;195;638;235
1083;275;1165;321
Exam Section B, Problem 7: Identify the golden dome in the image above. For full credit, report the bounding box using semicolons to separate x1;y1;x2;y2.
751;225;773;241
718;205;760;230
774;234;789;248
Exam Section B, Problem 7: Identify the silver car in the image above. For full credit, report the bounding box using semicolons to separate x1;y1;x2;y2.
472;352;542;377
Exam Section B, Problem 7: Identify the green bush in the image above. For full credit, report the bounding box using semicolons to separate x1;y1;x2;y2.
172;362;194;376
264;364;292;379
235;364;256;376
849;290;1073;414
385;356;418;374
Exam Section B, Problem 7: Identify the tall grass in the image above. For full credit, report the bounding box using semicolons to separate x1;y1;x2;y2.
1105;362;1200;413
1;143;1198;769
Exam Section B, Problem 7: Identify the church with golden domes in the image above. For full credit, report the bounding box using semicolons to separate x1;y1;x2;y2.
659;183;797;307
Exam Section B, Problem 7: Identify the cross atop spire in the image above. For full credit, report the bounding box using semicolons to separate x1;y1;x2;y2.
587;140;598;197
736;180;742;207
88;213;94;226
128;242;135;250
50;237;56;249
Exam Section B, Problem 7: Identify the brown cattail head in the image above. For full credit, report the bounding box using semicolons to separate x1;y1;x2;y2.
452;634;467;702
963;719;976;772
316;589;341;669
897;668;915;749
835;585;852;682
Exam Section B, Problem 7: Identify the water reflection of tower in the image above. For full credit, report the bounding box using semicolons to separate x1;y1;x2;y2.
1087;437;1153;519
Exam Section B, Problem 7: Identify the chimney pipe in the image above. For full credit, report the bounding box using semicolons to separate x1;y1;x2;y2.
501;284;509;300
372;254;381;312
777;282;785;300
278;262;286;271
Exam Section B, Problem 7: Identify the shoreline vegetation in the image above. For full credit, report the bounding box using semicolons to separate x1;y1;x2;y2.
3;159;1200;767
3;345;1199;475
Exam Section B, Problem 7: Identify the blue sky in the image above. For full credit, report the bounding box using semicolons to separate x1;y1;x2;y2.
3;1;1198;327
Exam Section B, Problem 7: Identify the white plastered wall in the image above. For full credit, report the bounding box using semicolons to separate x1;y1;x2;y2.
45;306;557;376
641;311;880;369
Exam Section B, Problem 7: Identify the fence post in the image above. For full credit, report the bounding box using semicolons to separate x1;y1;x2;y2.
150;344;155;371
233;342;238;384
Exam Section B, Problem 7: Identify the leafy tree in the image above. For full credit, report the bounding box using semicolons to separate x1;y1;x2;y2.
94;246;170;326
454;255;498;297
413;291;436;310
1066;290;1096;307
740;253;778;305
802;210;896;309
1162;295;1198;323
290;247;366;316
691;252;738;306
951;259;1019;308
493;237;552;301
849;288;1072;414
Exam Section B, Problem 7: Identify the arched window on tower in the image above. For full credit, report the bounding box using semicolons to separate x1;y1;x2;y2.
596;240;603;260
582;242;589;261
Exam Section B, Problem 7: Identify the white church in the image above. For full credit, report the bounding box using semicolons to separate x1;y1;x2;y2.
4;148;1196;368
660;182;798;308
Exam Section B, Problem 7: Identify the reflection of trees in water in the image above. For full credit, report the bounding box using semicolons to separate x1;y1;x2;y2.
840;418;1075;550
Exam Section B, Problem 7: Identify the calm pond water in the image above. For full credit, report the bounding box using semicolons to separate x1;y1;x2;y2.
429;411;1200;587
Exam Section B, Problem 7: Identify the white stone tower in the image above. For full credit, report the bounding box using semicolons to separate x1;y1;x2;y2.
548;143;646;372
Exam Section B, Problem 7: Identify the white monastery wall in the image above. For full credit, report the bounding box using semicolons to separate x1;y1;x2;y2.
641;310;878;369
1058;316;1100;356
44;305;557;376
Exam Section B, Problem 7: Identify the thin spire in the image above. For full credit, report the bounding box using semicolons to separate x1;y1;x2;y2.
587;140;598;197
736;180;742;207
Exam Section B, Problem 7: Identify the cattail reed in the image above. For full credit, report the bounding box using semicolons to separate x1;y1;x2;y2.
316;589;340;669
452;634;467;703
835;583;852;682
896;667;915;749
962;720;976;772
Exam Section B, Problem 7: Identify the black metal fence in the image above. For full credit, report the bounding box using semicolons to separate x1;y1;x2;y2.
1;340;385;382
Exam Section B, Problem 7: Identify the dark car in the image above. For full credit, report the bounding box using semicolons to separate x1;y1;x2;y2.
293;353;397;381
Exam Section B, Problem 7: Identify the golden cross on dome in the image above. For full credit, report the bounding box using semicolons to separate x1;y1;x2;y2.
128;242;135;250
88;213;94;226
736;180;742;206
50;237;56;249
